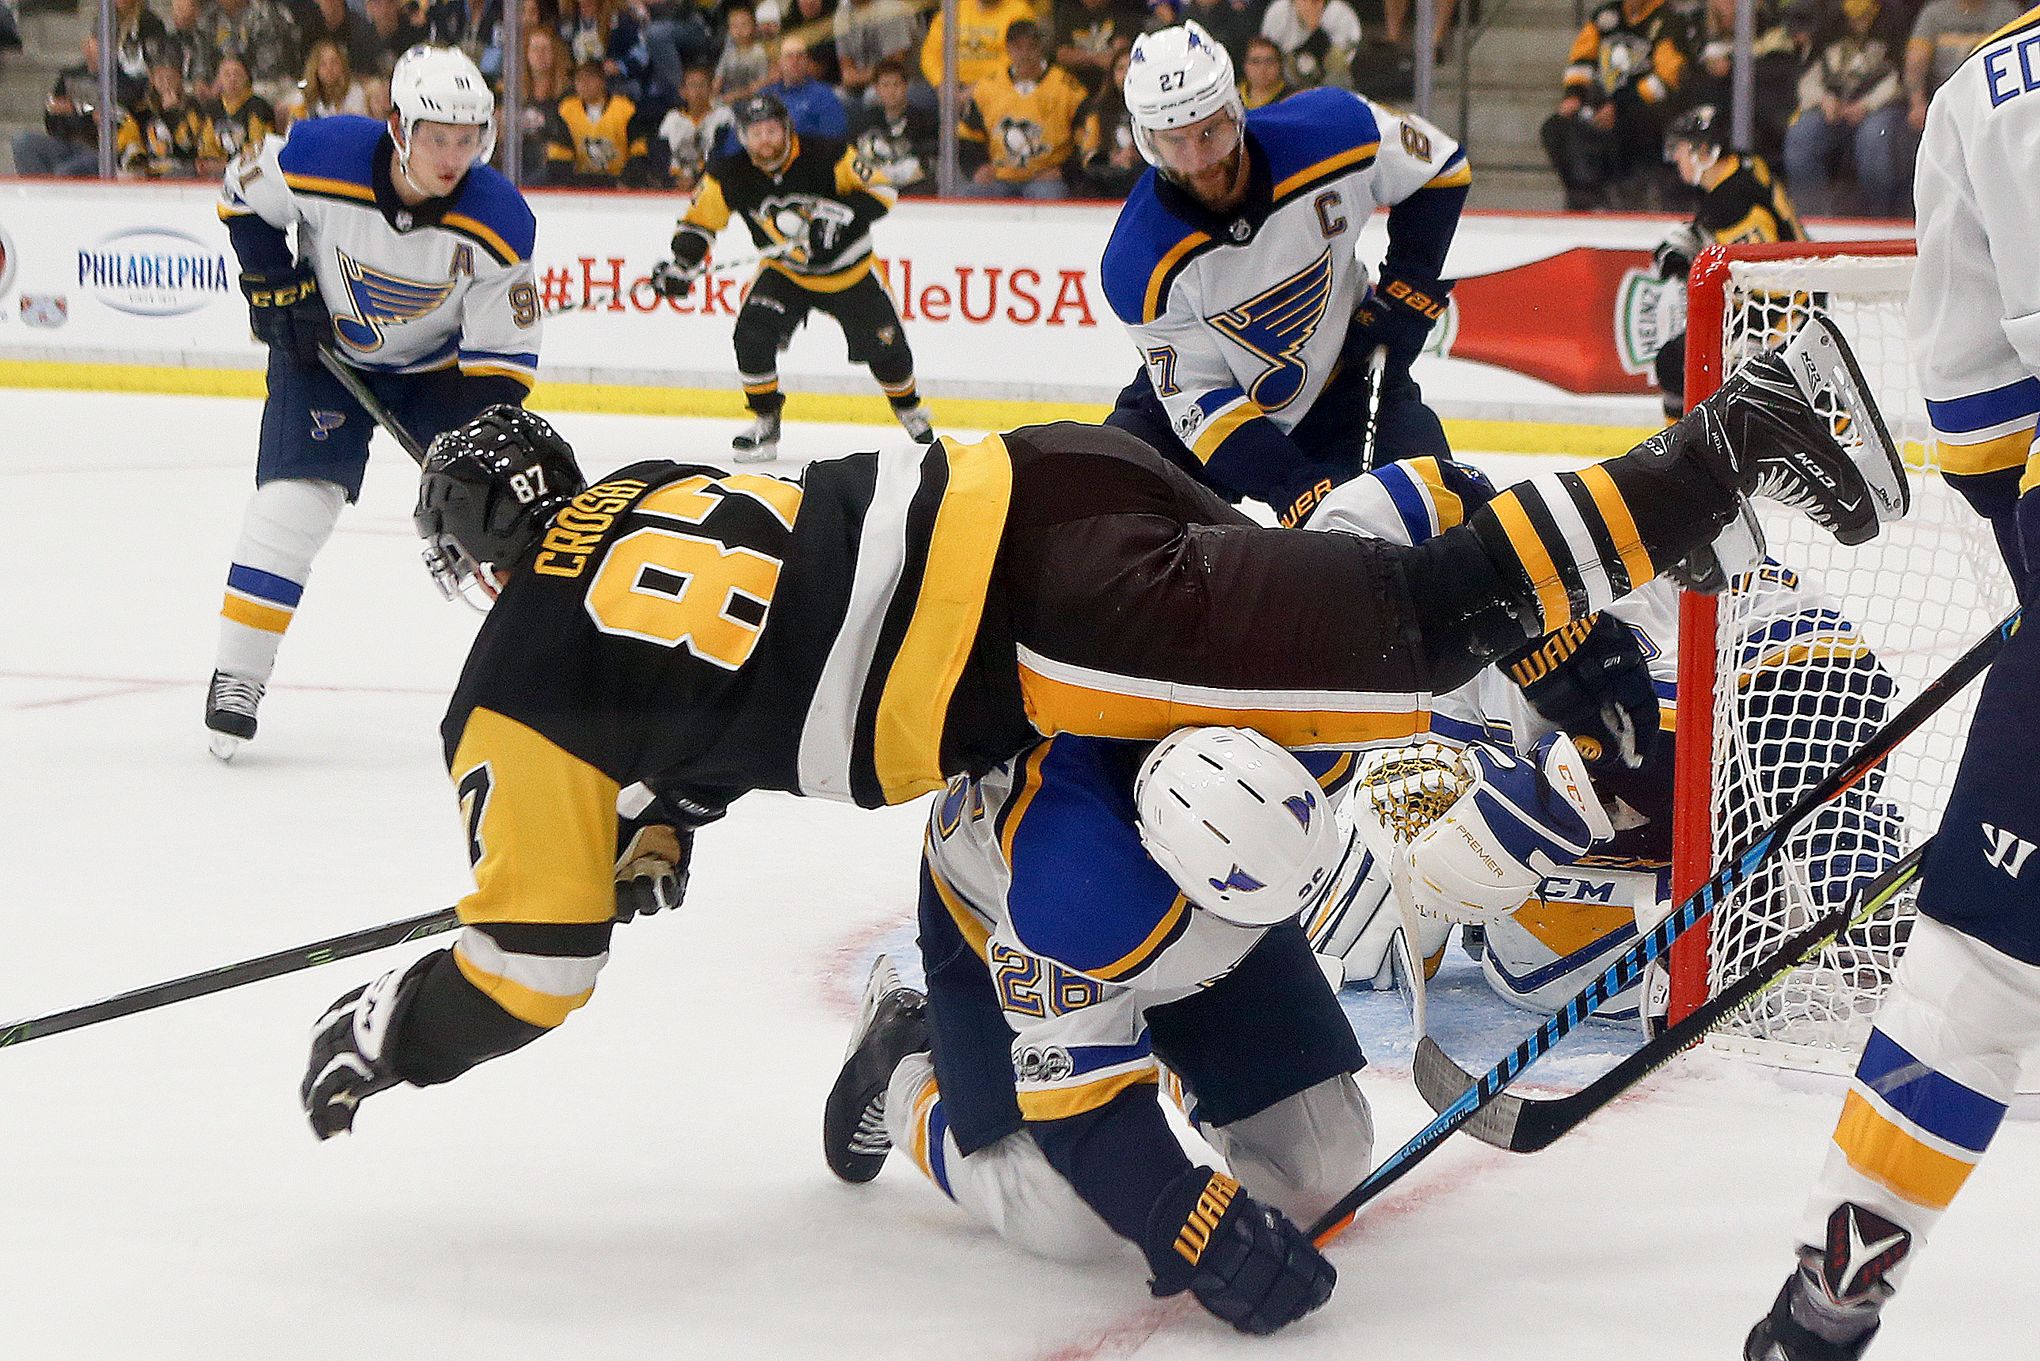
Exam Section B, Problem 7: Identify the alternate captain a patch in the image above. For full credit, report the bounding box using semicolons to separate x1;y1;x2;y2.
1206;247;1335;412
332;249;456;352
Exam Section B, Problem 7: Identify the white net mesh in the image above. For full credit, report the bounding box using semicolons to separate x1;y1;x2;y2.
1695;250;2017;1066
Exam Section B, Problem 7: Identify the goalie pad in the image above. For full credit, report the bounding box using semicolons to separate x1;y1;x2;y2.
1476;860;1665;1018
1397;734;1615;927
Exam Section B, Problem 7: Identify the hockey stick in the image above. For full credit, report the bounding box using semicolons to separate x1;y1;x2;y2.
0;907;459;1049
545;240;800;316
1356;344;1390;473
1409;840;1929;1153
1307;608;2018;1245
318;347;429;466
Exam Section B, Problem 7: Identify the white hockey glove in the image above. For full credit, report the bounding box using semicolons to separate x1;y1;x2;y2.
1399;734;1615;927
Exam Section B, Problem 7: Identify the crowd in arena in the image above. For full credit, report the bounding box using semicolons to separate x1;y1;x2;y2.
8;0;2020;208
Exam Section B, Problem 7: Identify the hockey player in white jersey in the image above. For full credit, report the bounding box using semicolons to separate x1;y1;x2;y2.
1746;9;2040;1359
1101;21;1470;529
205;44;542;758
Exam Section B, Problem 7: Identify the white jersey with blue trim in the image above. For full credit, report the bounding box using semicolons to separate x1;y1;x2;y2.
218;115;542;387
1910;4;2040;488
1100;87;1468;464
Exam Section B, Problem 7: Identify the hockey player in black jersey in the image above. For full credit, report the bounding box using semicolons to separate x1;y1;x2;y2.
650;91;933;463
1649;103;1806;421
300;320;1907;1141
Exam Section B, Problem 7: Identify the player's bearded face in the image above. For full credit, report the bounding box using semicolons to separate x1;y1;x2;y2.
403;119;485;194
743;118;791;169
1151;107;1246;208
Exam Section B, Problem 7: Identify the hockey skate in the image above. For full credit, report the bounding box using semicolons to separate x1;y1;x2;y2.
822;953;930;1183
732;411;782;464
895;404;936;445
1652;314;1907;549
204;669;266;761
1745;1265;1884;1361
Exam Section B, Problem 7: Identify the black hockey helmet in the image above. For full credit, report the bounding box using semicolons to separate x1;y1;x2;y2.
1664;103;1725;161
732;91;791;134
414;405;586;607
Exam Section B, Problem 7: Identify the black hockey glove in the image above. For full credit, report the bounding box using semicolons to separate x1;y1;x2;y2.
1653;222;1705;283
1501;612;1659;770
1142;1167;1335;1336
1350;268;1451;369
653;229;711;299
805;205;855;261
1275;470;1338;528
614;823;693;921
300;951;435;1140
240;264;331;368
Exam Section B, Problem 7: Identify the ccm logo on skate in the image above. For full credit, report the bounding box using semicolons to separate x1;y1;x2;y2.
1981;824;2037;877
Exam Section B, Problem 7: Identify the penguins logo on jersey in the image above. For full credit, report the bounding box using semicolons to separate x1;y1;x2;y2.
995;116;1049;170
1207;248;1336;412
331;250;456;353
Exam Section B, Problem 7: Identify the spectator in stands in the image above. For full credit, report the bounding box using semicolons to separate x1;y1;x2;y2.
117;58;205;176
755;0;782;47
834;0;920;98
1261;0;1362;90
1677;0;1799;168
763;34;846;135
788;0;841;84
421;0;504;67
1238;33;1294;106
545;55;652;182
194;52;275;173
1541;0;1693;210
362;71;392;117
960;18;1085;198
1073;44;1138;196
1906;0;2020;131
159;0;217;93
1053;0;1143;95
1782;0;1908;216
635;0;718;100
1181;0;1260;64
1381;0;1453;62
657;62;729;187
11;34;127;177
297;0;378;73
920;0;1033;89
598;0;672;103
114;0;171;99
203;0;305;106
715;2;771;100
515;25;573;168
280;37;367;124
561;0;615;68
850;55;936;192
362;0;425;74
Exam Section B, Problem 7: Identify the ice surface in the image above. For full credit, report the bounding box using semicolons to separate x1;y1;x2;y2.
1;389;2032;1359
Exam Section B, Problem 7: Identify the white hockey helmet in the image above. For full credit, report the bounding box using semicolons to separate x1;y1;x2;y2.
1134;726;1346;928
1123;21;1246;171
389;44;497;172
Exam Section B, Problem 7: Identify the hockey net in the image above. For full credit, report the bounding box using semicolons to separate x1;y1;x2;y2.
1668;241;2017;1071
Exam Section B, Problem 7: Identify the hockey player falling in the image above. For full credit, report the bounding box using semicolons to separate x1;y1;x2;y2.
650;91;934;464
300;319;1905;1218
1102;22;1469;527
1744;11;2040;1360
206;45;542;759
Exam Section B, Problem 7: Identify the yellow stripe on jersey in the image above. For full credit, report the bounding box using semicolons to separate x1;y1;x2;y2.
1017;1066;1159;1122
1087;894;1191;982
1315;751;1356;789
1406;456;1468;530
682;174;733;234
1944;425;2037;477
221;594;293;634
1014;663;1432;750
1271;142;1379;201
1424;160;1474;190
762;254;875;293
1574;463;1657;589
448;705;621;929
1144;231;1214;324
872;433;1015;804
453;941;596;1028
1833;1088;1981;1211
1486;491;1574;632
1190;398;1262;463
907;1075;944;1179
443;212;520;266
460;360;537;388
1980;1;2040;48
283;172;376;203
924;858;993;961
999;742;1054;867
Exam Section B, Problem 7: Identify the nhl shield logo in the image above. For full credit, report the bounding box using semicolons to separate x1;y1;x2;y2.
19;293;68;329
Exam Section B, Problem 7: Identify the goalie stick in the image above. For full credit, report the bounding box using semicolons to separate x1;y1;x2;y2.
1411;840;1928;1153
1307;608;2018;1246
0;907;458;1049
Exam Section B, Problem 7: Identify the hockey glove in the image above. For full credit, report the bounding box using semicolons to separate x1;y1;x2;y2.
1275;470;1338;528
614;822;692;921
650;257;704;300
300;951;435;1140
1350;269;1451;369
1143;1166;1335;1336
805;209;849;261
1501;612;1660;770
1653;222;1706;283
240;265;331;369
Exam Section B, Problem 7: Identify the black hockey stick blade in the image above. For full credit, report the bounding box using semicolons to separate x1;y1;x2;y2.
1412;841;1929;1153
0;907;459;1049
319;347;429;465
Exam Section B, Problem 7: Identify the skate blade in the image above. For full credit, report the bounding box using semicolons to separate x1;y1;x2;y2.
208;731;246;762
846;953;906;1059
1779;314;1909;535
732;446;780;464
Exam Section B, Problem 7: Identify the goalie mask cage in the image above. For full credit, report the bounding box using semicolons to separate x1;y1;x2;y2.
1668;239;2017;1071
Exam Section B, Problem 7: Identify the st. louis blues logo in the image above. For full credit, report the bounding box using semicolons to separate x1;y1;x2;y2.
1207;248;1335;412
309;409;347;441
1209;865;1266;895
331;250;455;353
1283;792;1316;829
